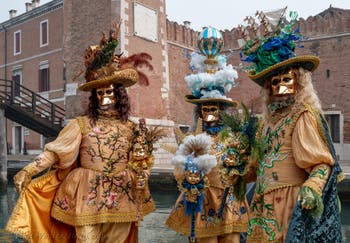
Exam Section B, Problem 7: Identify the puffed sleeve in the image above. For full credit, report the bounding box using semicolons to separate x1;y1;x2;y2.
23;118;82;176
292;111;334;195
292;111;334;171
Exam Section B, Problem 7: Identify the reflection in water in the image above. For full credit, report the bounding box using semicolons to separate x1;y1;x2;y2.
0;184;187;243
0;185;22;243
1;184;349;242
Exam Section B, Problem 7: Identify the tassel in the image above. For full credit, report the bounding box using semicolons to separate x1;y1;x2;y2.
190;212;196;243
217;187;230;220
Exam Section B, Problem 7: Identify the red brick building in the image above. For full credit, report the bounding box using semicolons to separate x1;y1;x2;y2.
0;0;64;154
1;0;349;165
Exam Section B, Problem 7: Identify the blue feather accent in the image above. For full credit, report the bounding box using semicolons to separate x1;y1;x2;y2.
182;179;206;216
202;124;224;134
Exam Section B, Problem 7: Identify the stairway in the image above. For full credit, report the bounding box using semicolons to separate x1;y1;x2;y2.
0;78;65;137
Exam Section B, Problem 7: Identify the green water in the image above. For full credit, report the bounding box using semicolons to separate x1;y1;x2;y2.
1;184;350;243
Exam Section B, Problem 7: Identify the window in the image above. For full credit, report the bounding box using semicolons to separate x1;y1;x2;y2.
40;20;49;47
325;113;340;143
179;125;190;134
12;69;22;96
39;62;50;92
14;30;21;55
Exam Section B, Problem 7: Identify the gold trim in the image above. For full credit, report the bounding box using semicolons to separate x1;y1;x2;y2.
185;94;238;107
5;170;59;242
337;172;345;183
302;103;328;144
5;188;31;241
247;235;283;243
165;217;247;238
51;201;155;226
302;180;322;196
261;183;303;196
248;55;320;87
78;68;138;91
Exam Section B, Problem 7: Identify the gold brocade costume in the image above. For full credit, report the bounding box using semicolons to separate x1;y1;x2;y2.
165;134;249;239
6;115;155;242
247;103;334;243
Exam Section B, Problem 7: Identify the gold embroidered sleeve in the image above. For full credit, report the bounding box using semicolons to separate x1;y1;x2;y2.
302;163;331;196
292;111;334;170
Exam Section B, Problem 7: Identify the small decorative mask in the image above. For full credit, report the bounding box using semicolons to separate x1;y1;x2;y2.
132;143;149;161
96;84;116;109
136;172;146;189
185;170;201;185
223;153;239;167
201;104;220;122
270;68;297;96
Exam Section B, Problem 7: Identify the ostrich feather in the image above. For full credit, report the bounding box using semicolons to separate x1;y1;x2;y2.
178;133;212;157
120;53;153;86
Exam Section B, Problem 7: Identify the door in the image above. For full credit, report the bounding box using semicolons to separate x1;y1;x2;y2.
13;126;22;154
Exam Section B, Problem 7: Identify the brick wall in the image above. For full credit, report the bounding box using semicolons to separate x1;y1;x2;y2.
63;0;112;118
1;2;350;153
165;7;350;143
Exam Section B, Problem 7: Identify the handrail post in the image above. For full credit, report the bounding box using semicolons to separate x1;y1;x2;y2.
51;104;55;125
4;80;8;101
32;93;36;114
10;80;15;104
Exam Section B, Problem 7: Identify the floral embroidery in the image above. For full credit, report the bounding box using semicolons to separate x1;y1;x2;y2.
85;120;130;170
92;126;101;134
54;195;71;211
87;171;134;211
33;154;44;167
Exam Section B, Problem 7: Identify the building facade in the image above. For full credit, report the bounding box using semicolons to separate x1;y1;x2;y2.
1;0;349;165
0;0;64;155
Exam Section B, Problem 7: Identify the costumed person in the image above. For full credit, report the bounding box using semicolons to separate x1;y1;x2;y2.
165;27;250;243
239;9;344;242
6;23;163;243
172;133;218;242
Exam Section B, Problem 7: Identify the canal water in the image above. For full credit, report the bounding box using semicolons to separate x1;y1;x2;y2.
1;183;349;243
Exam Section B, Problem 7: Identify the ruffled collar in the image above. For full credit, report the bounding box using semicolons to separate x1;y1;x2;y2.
268;97;295;112
98;109;120;119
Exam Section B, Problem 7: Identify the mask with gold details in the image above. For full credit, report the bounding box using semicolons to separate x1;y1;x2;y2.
270;68;297;97
185;170;201;185
96;84;116;110
201;104;220;123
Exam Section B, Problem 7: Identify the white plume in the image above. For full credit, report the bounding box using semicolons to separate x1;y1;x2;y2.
197;154;217;174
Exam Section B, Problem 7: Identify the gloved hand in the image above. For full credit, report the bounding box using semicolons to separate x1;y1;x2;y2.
298;186;316;210
298;186;324;218
14;170;32;193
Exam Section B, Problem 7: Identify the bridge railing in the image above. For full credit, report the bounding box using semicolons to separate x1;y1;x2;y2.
0;78;65;127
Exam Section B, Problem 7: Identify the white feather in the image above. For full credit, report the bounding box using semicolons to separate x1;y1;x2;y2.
171;154;186;169
197;154;217;174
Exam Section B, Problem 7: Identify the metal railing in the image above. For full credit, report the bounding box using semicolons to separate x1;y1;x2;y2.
0;78;65;129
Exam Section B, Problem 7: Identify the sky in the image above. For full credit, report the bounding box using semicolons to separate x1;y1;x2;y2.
1;0;350;31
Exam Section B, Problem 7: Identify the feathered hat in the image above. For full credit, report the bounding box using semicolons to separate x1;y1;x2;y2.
78;22;153;91
239;9;319;87
184;27;239;107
